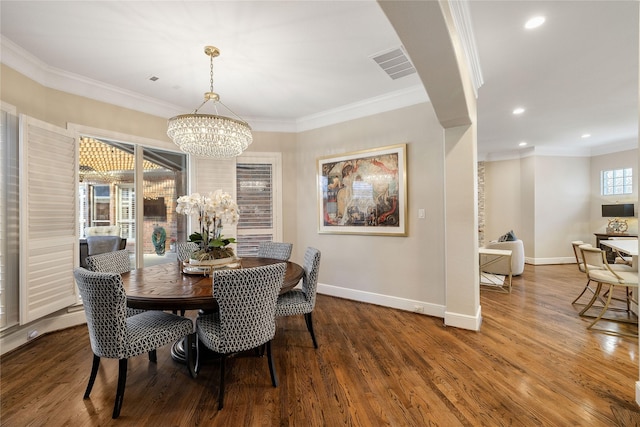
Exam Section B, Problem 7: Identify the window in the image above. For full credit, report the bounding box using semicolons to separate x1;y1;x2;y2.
235;154;282;257
79;137;187;268
601;168;633;195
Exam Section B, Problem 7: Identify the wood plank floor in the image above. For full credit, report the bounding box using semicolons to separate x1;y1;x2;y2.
2;263;640;426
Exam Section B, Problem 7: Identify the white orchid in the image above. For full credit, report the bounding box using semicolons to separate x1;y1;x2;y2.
176;190;239;259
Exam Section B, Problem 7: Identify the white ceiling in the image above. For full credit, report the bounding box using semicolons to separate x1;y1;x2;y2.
0;1;637;159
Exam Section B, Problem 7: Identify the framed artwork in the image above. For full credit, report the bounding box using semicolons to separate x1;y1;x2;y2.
317;143;407;236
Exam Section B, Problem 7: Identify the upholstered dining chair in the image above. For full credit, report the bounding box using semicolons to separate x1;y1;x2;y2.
177;241;199;263
572;242;633;311
275;247;321;348
571;241;600;305
73;268;194;419
579;246;638;335
257;241;293;261
85;249;144;317
195;262;286;410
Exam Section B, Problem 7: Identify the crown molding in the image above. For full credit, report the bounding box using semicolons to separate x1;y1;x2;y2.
295;85;429;132
449;0;484;98
1;35;182;119
1;35;429;134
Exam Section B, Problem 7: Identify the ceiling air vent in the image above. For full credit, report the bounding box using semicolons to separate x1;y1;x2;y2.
372;47;416;80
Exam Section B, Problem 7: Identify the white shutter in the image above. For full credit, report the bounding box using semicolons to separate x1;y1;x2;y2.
19;115;77;324
192;157;237;240
235;153;282;257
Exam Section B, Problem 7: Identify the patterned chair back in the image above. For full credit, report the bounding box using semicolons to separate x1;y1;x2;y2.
85;249;131;274
257;242;293;261
213;263;286;353
177;242;200;262
73;268;128;359
301;247;321;307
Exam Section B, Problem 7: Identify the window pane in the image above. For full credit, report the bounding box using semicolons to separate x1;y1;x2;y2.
601;168;633;196
142;147;187;267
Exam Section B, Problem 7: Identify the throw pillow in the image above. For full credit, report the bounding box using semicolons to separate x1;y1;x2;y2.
498;230;517;242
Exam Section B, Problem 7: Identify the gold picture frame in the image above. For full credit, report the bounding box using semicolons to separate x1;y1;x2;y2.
317;143;407;236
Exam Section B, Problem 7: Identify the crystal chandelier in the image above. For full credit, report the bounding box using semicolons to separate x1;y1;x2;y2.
167;46;253;158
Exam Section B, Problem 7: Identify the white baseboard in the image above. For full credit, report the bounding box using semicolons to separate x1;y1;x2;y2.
0;308;86;356
526;256;575;265
445;305;482;331
317;283;445;318
318;282;482;332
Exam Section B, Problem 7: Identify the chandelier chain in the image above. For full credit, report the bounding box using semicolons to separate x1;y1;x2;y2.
209;52;214;93
167;45;253;158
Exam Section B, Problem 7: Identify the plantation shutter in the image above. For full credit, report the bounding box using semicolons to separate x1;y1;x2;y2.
192;157;237;243
235;153;282;257
19;115;77;324
236;163;274;256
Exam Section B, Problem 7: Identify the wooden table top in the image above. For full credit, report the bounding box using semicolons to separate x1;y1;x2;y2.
121;257;304;311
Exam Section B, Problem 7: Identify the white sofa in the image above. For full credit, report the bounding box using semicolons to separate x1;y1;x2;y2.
481;239;525;276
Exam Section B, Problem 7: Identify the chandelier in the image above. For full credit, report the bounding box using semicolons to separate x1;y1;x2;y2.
167;46;253;158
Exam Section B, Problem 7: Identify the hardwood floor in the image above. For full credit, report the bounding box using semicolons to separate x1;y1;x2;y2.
2;263;640;426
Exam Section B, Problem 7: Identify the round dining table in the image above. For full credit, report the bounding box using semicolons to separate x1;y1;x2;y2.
121;257;305;312
121;257;304;365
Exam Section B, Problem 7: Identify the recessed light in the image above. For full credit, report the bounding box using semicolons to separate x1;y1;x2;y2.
581;133;591;138
519;142;527;147
525;16;546;29
513;107;525;115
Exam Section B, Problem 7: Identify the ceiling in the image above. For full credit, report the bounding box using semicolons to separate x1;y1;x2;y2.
1;1;637;159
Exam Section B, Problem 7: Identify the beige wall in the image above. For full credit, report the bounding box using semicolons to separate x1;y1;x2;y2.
534;155;591;259
2;64;450;331
590;149;639;237
295;103;447;304
483;150;638;263
484;157;524;251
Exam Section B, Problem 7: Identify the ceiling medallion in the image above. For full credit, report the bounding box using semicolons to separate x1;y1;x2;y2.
167;46;252;158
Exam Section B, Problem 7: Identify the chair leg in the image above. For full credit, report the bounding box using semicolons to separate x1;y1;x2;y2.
304;312;318;349
84;354;100;399
266;340;278;387
572;279;592;304
148;349;157;363
587;285;615;330
218;354;226;410
579;283;603;316
186;333;197;379
112;359;128;419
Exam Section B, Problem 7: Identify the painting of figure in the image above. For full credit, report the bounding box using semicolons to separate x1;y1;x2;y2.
317;144;407;236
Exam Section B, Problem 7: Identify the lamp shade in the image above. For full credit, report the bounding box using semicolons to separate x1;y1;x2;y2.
601;203;635;217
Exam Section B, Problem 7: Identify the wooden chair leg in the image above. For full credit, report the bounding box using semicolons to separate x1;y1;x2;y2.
148;349;157;363
304;312;318;349
84;354;100;399
266;340;278;387
186;333;197;379
218;354;226;410
112;359;128;419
